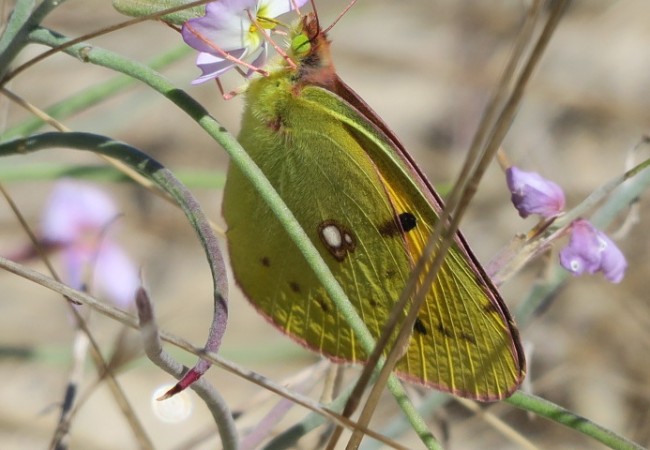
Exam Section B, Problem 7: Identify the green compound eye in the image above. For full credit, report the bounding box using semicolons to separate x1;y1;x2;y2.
290;30;312;58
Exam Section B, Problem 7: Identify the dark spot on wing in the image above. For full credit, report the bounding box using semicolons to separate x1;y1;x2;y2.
378;212;417;237
414;318;428;335
436;322;454;339
459;331;477;345
483;301;500;314
316;296;329;312
398;213;417;232
260;257;270;267
289;282;301;293
435;322;477;345
378;218;400;237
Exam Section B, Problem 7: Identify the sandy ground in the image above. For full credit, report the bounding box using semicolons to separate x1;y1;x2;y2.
1;1;650;449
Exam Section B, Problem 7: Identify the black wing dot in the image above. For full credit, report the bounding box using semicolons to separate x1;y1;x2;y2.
315;297;330;312
398;212;417;232
378;212;417;237
414;318;428;335
436;322;454;339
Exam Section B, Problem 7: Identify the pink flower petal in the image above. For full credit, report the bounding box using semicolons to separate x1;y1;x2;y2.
192;48;247;84
559;220;602;276
595;232;627;283
182;0;307;82
559;219;627;283
41;180;140;307
94;242;140;309
42;180;117;244
506;167;565;218
182;0;257;53
260;0;309;19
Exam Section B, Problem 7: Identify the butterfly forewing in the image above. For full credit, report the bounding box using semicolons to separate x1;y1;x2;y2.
301;87;523;399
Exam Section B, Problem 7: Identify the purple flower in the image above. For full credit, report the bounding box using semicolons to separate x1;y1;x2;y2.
182;0;308;84
505;167;626;283
506;167;566;218
43;180;118;244
42;180;140;309
559;219;627;283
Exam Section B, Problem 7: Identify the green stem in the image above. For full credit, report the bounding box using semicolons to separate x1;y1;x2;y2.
113;0;206;26
0;132;234;448
0;0;66;81
0;1;35;62
515;155;650;326
2;44;192;139
506;391;644;450
0;163;225;188
27;24;441;449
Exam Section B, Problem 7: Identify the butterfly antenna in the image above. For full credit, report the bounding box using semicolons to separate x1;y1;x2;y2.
292;0;305;18
322;0;358;35
309;0;320;27
246;10;298;71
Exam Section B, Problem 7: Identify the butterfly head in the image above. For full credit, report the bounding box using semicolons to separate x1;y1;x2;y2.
288;13;337;89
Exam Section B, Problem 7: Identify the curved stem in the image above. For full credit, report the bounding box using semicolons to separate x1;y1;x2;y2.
0;132;234;447
0;0;67;81
23;25;440;449
506;391;644;450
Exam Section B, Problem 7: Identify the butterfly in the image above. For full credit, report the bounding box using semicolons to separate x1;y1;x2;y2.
223;11;525;401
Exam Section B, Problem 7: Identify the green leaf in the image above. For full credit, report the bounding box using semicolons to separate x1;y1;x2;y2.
0;163;226;188
2;44;191;141
112;0;205;25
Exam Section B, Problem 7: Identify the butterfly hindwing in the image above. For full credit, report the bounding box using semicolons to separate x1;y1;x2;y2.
224;68;524;400
225;72;411;363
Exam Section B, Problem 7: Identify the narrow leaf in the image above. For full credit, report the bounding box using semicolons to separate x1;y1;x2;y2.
112;0;205;26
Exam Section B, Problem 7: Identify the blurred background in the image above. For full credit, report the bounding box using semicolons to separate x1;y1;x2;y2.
1;0;649;448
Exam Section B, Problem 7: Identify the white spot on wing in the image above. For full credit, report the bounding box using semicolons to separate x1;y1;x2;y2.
321;224;342;248
317;220;357;261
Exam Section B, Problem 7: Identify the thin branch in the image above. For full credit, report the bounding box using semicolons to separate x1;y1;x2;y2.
0;183;154;449
135;287;239;450
0;256;409;450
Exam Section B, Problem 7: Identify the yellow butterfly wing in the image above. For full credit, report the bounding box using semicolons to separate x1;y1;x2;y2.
223;15;525;401
312;85;523;400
